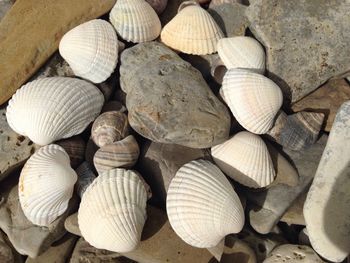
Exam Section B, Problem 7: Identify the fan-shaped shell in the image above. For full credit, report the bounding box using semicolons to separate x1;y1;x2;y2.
94;135;140;174
109;0;161;43
6;77;104;146
59;19;119;83
220;69;283;134
166;159;244;248
211;131;275;188
160;1;224;55
217;37;265;74
78;168;147;252
19;144;77;226
91;111;129;147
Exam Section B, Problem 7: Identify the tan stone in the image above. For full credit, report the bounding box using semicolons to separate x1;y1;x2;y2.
291;79;350;131
280;192;306;226
0;0;116;105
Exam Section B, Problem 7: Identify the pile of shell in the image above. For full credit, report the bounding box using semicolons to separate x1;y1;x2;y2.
4;0;347;262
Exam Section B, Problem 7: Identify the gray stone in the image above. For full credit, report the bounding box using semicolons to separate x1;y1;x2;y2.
247;0;350;103
0;108;40;182
304;101;350;262
0;181;79;258
246;135;328;234
208;2;249;37
263;245;324;263
0;231;15;263
0;0;14;21
26;234;77;263
120;42;230;148
138;141;211;205
69;238;125;263
280;192;306;226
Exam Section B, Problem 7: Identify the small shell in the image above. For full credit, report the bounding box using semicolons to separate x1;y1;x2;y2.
266;111;324;151
161;1;224;55
56;136;86;169
217;37;265;74
19;144;77;226
59;19;119;83
91;111;129;147
145;0;168;14
78;168;147;252
94;135;140;174
211;131;275;188
75;162;96;198
166;159;244;248
220;69;283;134
109;0;161;43
6;77;104;146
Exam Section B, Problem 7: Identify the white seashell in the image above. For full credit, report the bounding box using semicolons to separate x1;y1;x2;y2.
59;19;119;83
19;144;77;227
109;0;161;43
211;131;275;188
160;1;224;55
220;69;283;134
78;168;147;253
166;159;244;248
217;37;265;74
6;77;104;146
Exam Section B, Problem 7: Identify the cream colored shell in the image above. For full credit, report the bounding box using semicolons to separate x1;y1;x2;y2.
220;69;283;134
59;19;119;83
19;144;77;226
160;1;224;55
6;77;104;146
109;0;161;43
166;159;244;248
217;37;265;74
211;131;275;188
78;168;147;253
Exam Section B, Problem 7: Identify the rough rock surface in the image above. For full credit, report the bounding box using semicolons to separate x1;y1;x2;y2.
70;238;126;263
208;2;249;37
292;79;350;131
247;0;350;103
0;108;39;182
137;141;211;205
120;42;230;148
245;135;328;234
0;0;14;21
25;234;77;263
0;231;14;263
280;192;306;226
0;181;79;258
0;0;116;105
304;101;350;262
263;245;324;263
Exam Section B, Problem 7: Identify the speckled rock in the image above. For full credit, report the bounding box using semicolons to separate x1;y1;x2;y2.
208;2;249;37
120;42;230;148
0;181;79;258
137;141;211;206
263;245;324;263
280;192;306;226
0;0;14;21
247;0;350;103
0;0;116;105
291;79;350;131
0;108;39;182
246;135;328;234
25;234;77;263
304;101;350;262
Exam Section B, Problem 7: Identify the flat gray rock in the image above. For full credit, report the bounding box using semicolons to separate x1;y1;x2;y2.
0;108;40;182
0;181;79;258
0;0;14;21
246;135;328;234
120;42;230;148
137;141;211;206
304;101;350;262
247;0;350;103
263;245;324;263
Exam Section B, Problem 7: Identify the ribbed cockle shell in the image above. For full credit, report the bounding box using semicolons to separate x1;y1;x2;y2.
6;77;104;146
167;159;244;248
19;144;77;226
78;168;147;252
211;131;275;188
